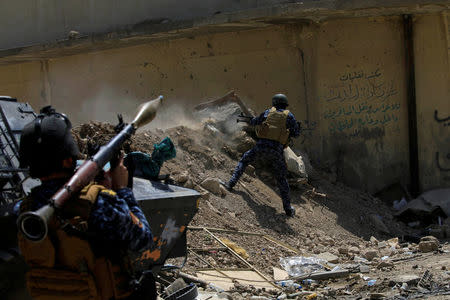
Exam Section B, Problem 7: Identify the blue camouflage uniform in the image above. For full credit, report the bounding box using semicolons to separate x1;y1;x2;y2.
18;178;153;252
228;108;300;213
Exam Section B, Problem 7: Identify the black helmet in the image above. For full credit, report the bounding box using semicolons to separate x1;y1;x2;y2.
19;106;80;178
272;94;288;108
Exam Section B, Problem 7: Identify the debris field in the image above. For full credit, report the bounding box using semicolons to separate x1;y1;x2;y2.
73;112;450;300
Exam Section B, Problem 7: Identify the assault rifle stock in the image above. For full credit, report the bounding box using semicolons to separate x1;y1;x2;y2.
236;113;253;124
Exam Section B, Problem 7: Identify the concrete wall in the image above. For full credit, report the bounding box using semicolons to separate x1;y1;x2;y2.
414;13;450;190
0;0;293;50
0;14;448;193
307;17;410;193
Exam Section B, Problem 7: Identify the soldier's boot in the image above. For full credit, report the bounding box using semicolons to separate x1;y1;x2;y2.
219;180;234;192
284;206;296;217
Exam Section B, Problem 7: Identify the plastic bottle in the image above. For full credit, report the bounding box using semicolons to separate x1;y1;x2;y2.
277;280;302;290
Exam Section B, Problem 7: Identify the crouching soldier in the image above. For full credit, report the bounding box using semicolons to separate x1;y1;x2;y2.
17;106;154;299
224;94;300;217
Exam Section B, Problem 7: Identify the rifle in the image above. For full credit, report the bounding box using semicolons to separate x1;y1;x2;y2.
17;96;164;242
236;113;253;124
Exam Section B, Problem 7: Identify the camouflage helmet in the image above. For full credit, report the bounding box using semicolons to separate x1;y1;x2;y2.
272;94;288;107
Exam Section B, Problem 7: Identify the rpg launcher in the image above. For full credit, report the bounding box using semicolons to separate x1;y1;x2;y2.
236;113;253;124
17;96;164;242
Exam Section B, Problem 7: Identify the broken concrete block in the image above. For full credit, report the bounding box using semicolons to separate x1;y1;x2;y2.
184;178;194;189
323;237;335;246
176;172;189;183
377;241;388;249
363;250;379;261
219;185;227;197
418;236;439;253
349;246;360;254
338;247;349;255
272;267;289;281
393;274;420;285
359;264;370;273
201;178;222;196
387;237;399;248
370;236;379;244
316;252;339;264
377;260;394;269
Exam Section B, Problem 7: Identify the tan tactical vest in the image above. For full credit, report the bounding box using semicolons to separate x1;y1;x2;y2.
18;183;134;300
255;107;290;145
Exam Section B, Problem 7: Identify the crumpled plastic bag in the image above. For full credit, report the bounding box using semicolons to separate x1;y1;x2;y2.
279;256;327;277
283;147;308;178
125;137;176;179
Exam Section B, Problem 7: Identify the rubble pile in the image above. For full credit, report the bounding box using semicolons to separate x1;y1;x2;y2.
72;115;450;299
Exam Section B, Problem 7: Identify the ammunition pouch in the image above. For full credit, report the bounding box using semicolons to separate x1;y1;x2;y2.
18;184;133;300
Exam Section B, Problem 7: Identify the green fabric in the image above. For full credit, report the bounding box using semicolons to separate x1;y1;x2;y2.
125;137;176;179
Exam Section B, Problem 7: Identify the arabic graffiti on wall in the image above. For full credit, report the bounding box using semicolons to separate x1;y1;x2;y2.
434;110;450;175
322;69;400;138
434;110;450;127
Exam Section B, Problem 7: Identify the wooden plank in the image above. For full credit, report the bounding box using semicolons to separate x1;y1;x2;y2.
202;227;280;290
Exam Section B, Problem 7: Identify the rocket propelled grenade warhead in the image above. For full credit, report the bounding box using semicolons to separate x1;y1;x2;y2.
132;95;163;129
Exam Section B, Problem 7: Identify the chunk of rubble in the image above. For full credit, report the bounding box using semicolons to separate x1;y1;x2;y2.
338;247;349;255
316;252;339;264
392;274;420;285
201;177;222;196
418;236;439;253
363;250;379;261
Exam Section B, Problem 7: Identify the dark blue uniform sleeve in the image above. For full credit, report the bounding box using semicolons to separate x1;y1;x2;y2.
250;109;270;125
89;188;153;252
287;112;300;138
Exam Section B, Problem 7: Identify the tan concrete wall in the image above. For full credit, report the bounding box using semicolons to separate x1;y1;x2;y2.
42;26;307;126
303;17;410;193
414;13;450;190
0;14;448;193
0;61;48;108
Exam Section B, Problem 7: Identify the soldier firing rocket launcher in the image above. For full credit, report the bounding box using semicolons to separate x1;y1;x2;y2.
17;96;164;242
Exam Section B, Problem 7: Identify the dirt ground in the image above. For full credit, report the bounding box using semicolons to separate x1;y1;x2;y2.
73;120;450;300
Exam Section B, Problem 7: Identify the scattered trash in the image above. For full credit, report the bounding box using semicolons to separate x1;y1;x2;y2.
353;256;369;263
396;188;450;226
417;270;433;288
219;238;249;259
368;280;377;286
279;256;326;277
302;279;317;285
277;280;302;290
306;292;318;299
284;147;308;179
331;266;343;272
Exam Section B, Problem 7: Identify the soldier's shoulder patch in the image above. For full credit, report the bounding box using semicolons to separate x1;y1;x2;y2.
99;189;117;198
